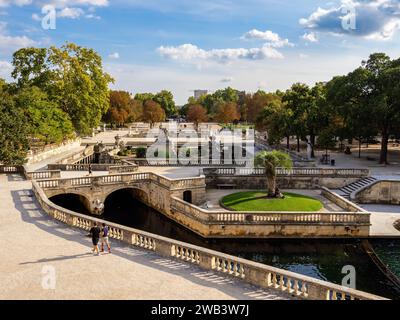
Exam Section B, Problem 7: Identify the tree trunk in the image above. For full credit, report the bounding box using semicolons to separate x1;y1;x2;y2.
310;134;316;158
296;136;300;153
379;129;389;165
266;174;276;197
286;136;290;150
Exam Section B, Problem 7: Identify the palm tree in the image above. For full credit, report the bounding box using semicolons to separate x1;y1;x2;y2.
254;150;293;198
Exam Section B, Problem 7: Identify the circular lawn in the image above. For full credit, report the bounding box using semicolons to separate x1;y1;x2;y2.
221;191;323;212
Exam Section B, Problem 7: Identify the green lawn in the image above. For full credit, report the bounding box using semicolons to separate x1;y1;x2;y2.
221;191;323;212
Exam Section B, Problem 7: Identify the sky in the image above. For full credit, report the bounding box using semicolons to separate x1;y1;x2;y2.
0;0;399;105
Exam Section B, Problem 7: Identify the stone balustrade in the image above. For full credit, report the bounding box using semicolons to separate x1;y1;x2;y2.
36;172;205;192
203;167;370;177
133;158;248;167
24;170;61;180
31;180;386;300
0;165;23;174
170;197;371;225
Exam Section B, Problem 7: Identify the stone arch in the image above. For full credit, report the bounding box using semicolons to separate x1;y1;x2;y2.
103;186;149;205
49;192;92;214
183;190;193;204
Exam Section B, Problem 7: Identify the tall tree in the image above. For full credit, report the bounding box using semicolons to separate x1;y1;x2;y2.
0;83;29;164
186;104;208;129
15;86;74;144
154;90;177;117
12;43;114;135
142;100;166;127
215;102;240;124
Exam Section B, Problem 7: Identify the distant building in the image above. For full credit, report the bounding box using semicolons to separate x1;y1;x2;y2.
194;90;208;100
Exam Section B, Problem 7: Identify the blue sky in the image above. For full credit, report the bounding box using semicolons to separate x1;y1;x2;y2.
0;0;399;104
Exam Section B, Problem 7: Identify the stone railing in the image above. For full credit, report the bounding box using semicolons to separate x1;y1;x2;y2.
31;180;386;300
48;163;115;172
24;169;61;181
170;197;370;225
133;158;248;167
0;165;23;174
203;167;370;178
108;160;139;174
321;187;367;213
36;172;205;192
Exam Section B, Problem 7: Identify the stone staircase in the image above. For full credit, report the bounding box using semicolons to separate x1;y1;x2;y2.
336;177;378;200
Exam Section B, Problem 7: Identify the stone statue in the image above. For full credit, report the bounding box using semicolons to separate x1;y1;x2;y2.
306;136;313;160
93;199;104;215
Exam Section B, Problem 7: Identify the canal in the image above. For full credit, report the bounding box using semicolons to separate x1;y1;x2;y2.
50;190;400;300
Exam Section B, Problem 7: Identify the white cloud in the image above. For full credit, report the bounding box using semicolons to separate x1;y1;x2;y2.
157;43;284;64
241;29;294;48
0;21;36;54
0;0;32;7
108;52;120;59
0;60;12;80
302;32;318;43
58;7;84;19
300;0;400;40
43;0;108;8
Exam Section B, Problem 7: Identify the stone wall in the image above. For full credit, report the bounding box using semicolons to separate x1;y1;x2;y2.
26;139;82;164
205;175;361;190
356;180;400;205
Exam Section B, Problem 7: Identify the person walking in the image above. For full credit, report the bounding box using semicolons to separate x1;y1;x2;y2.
89;222;101;255
88;163;92;176
100;223;111;253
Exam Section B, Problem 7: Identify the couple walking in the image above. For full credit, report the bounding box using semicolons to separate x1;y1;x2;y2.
89;222;111;255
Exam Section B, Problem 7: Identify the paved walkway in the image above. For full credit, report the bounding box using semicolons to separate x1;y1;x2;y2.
0;175;289;300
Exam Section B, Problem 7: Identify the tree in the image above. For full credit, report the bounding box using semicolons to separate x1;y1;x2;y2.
325;53;400;164
154;90;177;117
142;100;166;126
134;92;154;103
254;150;293;198
256;100;294;148
0;85;29;164
317;128;337;161
215;102;240;124
244;91;281;123
104;90;133;126
12;43;114;135
15;86;74;144
186;104;208;129
282;83;311;152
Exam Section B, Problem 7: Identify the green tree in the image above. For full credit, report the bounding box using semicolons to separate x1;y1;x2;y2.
154;90;177;117
254;150;293;198
256;100;294;149
15;86;74;144
12;43;114;135
0;84;29;164
325;53;400;164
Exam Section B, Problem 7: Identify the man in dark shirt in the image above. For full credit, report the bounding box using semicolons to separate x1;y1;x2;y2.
89;222;101;255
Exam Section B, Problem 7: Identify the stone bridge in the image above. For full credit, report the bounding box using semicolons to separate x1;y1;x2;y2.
35;172;372;238
37;172;207;215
